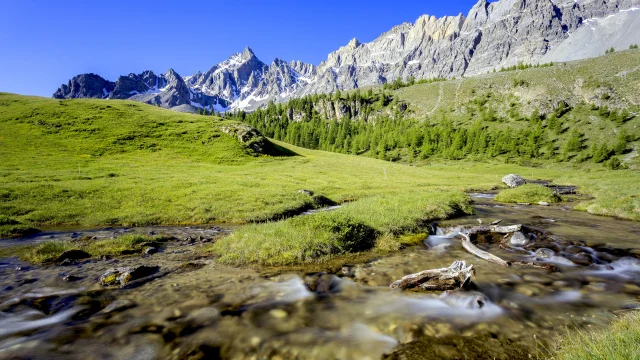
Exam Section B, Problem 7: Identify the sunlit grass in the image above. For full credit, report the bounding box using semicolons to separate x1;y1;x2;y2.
494;184;561;204
553;310;640;360
0;92;638;237
210;190;472;265
0;234;165;264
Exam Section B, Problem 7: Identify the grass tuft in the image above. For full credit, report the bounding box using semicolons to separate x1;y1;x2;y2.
210;190;472;265
494;184;561;204
553;310;640;360
2;234;166;264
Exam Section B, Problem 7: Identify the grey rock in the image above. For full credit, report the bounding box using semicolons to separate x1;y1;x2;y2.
502;174;526;188
535;248;555;259
509;231;530;247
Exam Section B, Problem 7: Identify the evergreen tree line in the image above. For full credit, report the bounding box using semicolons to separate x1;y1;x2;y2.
496;62;554;73
226;96;633;164
382;76;447;90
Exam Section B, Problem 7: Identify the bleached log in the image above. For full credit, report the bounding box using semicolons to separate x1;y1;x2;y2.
460;234;510;267
466;224;522;235
390;260;475;291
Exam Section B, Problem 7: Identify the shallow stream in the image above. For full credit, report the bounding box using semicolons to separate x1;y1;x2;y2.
0;195;639;359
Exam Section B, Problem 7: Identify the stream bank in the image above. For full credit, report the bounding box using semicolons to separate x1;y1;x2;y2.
0;194;639;359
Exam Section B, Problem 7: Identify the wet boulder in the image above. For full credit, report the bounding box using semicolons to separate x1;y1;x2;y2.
534;248;555;259
566;253;594;266
502;174;525;188
57;250;91;263
100;265;159;287
305;273;343;295
508;232;530;247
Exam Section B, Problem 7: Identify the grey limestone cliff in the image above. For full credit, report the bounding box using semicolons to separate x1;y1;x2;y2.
53;0;640;112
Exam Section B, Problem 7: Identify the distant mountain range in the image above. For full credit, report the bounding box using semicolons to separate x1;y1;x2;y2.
53;0;640;112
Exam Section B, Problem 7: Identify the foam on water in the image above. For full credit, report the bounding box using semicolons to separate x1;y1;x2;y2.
0;307;81;338
582;257;640;280
366;292;504;322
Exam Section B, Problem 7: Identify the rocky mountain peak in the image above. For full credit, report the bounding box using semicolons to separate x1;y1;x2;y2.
53;0;640;112
53;73;114;99
241;46;255;58
411;13;465;41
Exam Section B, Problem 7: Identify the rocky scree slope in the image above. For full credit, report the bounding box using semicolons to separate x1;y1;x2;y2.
53;0;640;112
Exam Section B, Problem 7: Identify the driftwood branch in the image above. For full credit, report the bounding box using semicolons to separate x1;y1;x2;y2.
390;260;475;291
466;224;522;235
460;234;510;267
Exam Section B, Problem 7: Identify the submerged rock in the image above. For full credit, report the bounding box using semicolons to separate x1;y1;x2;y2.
566;253;594;266
305;273;343;295
99;299;136;315
100;265;159;287
502;174;525;188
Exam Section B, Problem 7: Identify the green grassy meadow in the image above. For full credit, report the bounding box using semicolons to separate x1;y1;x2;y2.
0;92;639;237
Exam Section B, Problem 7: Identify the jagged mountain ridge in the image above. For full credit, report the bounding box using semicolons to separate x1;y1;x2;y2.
53;0;640;112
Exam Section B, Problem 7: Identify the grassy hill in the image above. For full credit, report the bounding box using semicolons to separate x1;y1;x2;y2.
395;49;640;166
0;92;638;265
0;93;480;230
0;93;638;235
397;49;640;116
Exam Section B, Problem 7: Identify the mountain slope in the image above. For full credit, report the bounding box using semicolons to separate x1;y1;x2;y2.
53;0;640;112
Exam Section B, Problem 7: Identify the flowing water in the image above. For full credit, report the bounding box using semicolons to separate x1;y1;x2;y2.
0;196;639;359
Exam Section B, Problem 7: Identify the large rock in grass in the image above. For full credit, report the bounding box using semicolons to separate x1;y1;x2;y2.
502;174;525;188
221;124;266;154
100;265;159;287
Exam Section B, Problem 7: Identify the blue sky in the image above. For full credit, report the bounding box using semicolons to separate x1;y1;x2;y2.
0;0;481;97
